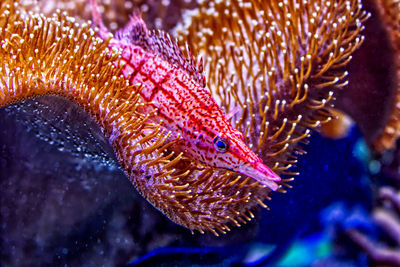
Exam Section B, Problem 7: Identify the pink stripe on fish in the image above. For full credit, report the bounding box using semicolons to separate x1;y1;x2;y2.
90;0;280;191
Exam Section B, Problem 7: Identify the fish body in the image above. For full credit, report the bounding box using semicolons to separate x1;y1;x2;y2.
90;0;280;190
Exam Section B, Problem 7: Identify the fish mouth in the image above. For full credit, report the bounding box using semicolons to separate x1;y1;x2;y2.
239;162;280;191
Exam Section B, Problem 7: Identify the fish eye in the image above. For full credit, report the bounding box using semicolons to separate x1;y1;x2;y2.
213;136;229;153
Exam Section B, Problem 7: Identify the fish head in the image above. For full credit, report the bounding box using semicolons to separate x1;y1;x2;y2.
204;130;281;191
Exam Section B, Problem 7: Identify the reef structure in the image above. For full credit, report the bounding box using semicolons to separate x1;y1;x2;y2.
0;0;368;234
372;0;400;152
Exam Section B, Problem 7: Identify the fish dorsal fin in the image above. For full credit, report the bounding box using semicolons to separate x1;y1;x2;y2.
115;11;149;47
116;13;206;88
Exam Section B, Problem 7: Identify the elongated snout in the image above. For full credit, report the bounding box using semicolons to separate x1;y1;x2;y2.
239;161;280;191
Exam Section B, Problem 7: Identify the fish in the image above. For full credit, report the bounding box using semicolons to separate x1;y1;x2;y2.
90;0;280;191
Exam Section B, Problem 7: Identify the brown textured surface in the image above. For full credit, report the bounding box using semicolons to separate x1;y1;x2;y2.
335;0;400;152
372;0;400;152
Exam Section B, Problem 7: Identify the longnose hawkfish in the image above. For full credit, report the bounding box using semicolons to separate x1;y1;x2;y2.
90;0;280;191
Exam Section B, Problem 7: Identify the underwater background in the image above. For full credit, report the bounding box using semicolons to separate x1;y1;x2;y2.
0;96;390;266
1;0;400;266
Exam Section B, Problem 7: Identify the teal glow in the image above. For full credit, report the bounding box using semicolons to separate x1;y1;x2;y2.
277;234;332;266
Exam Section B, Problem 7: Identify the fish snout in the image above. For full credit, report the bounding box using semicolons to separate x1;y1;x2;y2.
255;162;280;181
239;161;280;191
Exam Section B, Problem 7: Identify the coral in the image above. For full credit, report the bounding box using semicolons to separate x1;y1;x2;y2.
20;0;196;31
347;186;400;265
0;0;368;235
177;0;368;171
331;0;400;261
0;0;184;228
372;0;400;152
175;0;367;230
331;0;400;152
